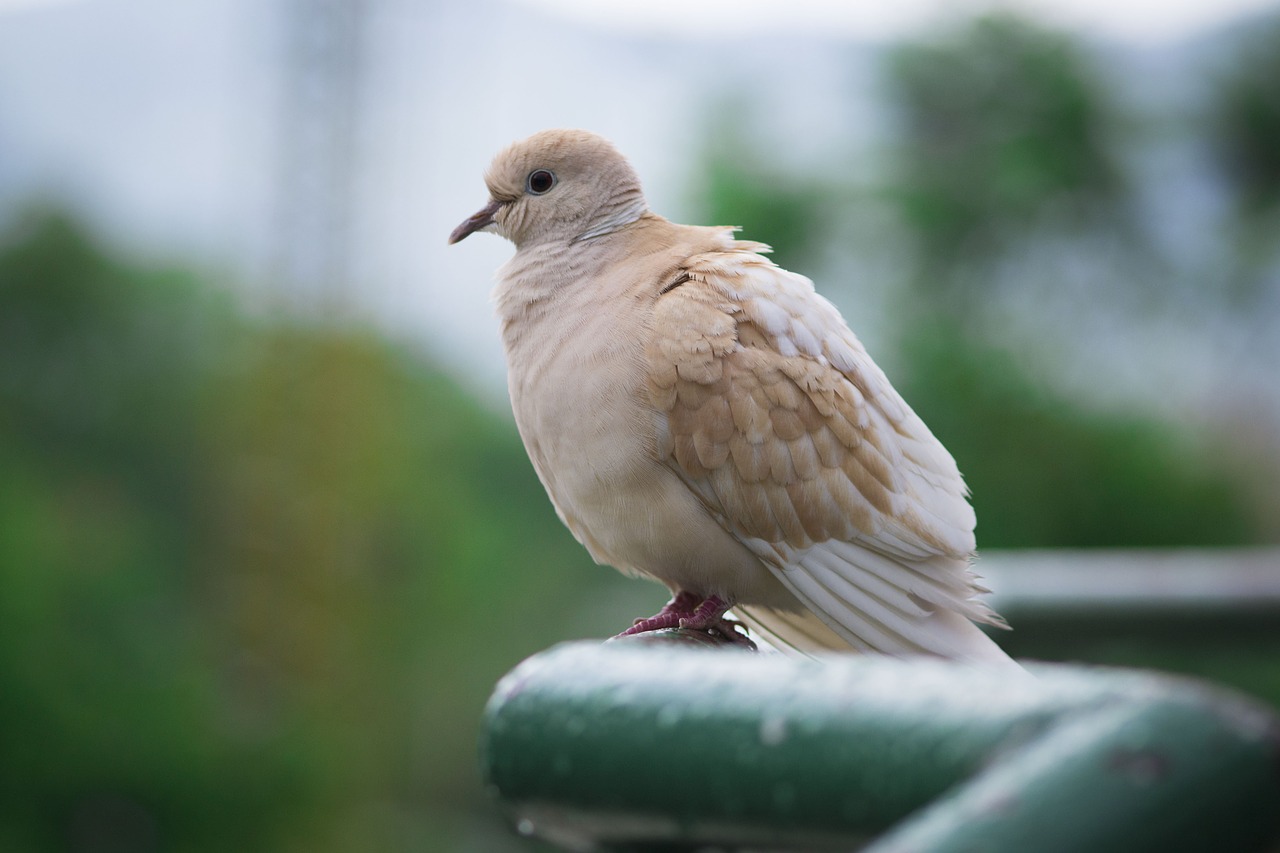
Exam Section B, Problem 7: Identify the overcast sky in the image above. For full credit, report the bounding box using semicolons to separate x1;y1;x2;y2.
4;0;1280;42
500;0;1271;43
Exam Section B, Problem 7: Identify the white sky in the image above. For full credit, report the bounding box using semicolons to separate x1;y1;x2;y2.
511;0;1280;43
2;0;1278;42
0;0;74;10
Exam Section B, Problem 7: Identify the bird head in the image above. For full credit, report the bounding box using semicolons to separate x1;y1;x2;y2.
448;129;648;249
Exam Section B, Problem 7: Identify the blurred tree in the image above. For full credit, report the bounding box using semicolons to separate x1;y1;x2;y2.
884;14;1126;310
1211;17;1280;218
874;15;1262;546
1207;15;1280;310
0;210;275;852
695;99;835;275
898;321;1256;548
0;210;599;852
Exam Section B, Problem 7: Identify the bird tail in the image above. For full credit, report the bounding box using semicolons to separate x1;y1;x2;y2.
743;540;1021;670
734;605;849;655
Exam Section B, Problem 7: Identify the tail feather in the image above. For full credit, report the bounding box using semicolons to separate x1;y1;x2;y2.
741;539;1020;669
839;540;1006;628
734;605;849;655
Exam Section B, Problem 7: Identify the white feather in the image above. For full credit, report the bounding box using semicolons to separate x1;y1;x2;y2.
744;538;1017;667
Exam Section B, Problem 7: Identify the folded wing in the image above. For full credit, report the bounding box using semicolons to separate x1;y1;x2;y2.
646;246;1013;665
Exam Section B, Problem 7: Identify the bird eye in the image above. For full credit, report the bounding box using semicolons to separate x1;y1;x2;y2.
526;169;556;195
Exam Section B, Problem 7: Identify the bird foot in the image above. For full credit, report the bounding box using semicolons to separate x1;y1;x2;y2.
620;590;701;635
700;615;757;650
617;593;756;650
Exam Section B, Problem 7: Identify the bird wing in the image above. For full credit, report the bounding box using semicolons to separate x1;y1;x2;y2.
646;246;1011;663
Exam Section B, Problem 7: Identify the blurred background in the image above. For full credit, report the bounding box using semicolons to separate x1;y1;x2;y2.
2;0;1279;850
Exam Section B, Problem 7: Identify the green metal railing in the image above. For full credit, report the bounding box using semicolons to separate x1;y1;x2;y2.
480;632;1280;852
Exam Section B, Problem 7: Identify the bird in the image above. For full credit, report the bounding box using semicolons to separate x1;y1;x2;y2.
449;128;1015;666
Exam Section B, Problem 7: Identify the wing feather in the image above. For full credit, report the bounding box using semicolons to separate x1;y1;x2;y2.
647;247;1012;664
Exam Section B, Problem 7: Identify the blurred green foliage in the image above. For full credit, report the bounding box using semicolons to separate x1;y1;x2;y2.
1210;17;1280;310
896;321;1255;548
0;212;603;851
885;15;1124;272
882;15;1267;548
1213;18;1280;218
695;103;835;276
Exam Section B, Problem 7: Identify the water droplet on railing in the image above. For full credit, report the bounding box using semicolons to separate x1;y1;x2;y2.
759;715;788;746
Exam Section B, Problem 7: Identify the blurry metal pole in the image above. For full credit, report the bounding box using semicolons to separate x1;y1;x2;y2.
482;638;1280;852
974;548;1280;659
976;548;1280;615
270;0;367;314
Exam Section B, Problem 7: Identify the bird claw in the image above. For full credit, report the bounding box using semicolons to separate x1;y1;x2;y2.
621;611;683;635
702;616;757;650
617;593;756;650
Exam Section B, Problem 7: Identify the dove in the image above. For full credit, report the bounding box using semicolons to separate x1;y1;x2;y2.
449;128;1015;665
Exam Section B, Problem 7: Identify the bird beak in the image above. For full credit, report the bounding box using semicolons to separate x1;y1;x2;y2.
448;198;504;244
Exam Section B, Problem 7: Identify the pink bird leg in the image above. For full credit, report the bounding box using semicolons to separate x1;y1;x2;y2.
618;592;756;649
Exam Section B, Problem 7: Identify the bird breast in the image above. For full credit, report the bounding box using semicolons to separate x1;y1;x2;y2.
497;249;664;544
493;242;791;605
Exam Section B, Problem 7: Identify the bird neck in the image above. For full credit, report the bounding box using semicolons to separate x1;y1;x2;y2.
575;193;648;243
496;237;614;314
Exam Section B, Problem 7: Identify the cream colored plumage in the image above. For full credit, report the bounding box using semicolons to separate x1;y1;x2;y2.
450;129;1014;666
